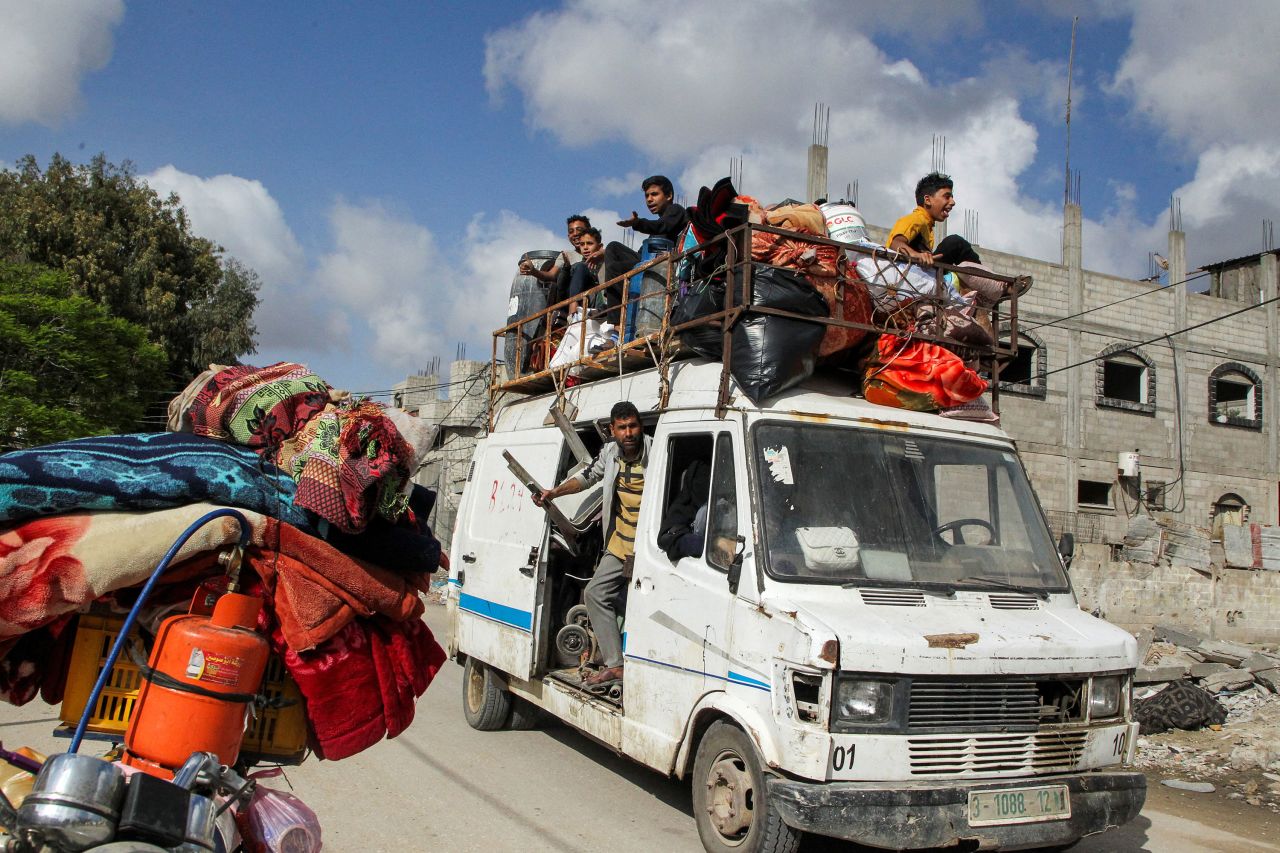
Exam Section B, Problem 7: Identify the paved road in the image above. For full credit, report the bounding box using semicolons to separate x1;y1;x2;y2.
3;604;1278;852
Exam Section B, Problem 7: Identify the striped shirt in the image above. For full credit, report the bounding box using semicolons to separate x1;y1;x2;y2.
606;457;646;560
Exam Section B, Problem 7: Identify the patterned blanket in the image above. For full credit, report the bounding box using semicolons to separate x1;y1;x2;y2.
175;364;420;534
179;362;335;451
0;433;317;532
277;400;416;534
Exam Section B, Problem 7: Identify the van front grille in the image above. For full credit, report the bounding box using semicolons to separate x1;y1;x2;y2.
908;680;1041;730
908;731;1087;777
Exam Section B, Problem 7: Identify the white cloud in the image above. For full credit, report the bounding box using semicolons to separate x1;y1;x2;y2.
591;172;642;198
143;166;305;285
1109;1;1280;152
489;2;1280;280
311;200;444;371
0;0;123;125
484;3;1072;266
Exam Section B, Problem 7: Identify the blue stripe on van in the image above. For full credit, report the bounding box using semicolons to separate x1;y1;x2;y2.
728;671;771;691
458;593;533;632
624;653;771;693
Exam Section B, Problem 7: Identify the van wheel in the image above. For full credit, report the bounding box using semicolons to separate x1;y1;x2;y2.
508;696;542;730
462;656;511;731
692;721;801;853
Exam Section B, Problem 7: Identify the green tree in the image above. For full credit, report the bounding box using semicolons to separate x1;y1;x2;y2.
191;257;260;369
0;263;167;450
0;153;259;379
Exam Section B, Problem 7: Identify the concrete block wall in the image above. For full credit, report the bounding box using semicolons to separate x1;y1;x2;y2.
1070;544;1280;644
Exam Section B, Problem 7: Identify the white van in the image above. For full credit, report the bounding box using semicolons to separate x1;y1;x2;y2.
446;360;1145;852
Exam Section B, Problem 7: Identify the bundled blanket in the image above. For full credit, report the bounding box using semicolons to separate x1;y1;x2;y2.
179;362;335;451
280;400;416;535
0;503;425;644
0;433;316;532
175;364;421;534
267;614;445;761
863;335;989;412
0;504;265;640
246;520;425;653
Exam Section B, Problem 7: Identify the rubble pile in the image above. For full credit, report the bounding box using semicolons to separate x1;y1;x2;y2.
1133;622;1280;808
1137;625;1280;700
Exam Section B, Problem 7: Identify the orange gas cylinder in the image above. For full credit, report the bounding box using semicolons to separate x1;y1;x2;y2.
123;591;268;773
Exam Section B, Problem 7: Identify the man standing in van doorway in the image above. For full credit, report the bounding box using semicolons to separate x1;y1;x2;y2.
532;401;650;690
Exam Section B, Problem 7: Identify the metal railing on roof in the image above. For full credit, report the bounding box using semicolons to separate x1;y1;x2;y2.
489;222;1029;423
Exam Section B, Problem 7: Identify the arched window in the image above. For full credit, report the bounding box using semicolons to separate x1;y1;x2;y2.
1208;363;1262;429
1211;493;1250;540
997;328;1047;399
1095;344;1155;415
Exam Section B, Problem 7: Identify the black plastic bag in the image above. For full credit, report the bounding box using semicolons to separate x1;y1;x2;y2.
671;276;728;359
731;266;828;403
672;265;828;403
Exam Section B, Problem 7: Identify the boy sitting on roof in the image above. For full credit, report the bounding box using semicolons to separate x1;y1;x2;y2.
520;214;591;312
583;175;689;285
616;175;689;244
887;171;958;266
886;172;1025;330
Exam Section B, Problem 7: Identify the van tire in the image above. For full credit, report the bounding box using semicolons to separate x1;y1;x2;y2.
508;696;542;730
462;656;511;731
692;721;801;853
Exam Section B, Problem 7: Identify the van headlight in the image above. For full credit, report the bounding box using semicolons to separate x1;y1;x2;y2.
834;680;894;725
1089;676;1122;718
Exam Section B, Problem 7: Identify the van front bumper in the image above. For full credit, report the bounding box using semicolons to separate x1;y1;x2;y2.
768;771;1145;851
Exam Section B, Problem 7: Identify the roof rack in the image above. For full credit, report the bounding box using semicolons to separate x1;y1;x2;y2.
490;222;1029;423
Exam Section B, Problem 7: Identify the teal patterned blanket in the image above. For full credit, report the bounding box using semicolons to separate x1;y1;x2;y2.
0;432;317;532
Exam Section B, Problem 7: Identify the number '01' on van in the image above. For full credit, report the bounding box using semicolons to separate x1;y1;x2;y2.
447;362;1145;853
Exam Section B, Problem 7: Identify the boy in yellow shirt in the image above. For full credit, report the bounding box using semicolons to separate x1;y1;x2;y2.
887;172;955;265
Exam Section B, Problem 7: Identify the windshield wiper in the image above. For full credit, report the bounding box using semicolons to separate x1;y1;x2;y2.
955;576;1049;600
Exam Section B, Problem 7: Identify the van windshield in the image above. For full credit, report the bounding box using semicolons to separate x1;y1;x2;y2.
754;422;1067;592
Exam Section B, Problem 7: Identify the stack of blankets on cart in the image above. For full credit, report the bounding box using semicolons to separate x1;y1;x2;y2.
670;177;1028;418
0;362;446;761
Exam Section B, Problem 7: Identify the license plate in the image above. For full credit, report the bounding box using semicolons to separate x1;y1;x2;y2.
968;785;1070;827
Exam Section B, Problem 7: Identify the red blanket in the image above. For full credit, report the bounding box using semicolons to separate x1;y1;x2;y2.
864;334;989;412
267;614;445;761
249;519;425;652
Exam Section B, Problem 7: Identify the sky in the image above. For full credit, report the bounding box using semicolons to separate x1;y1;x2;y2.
1;0;1278;396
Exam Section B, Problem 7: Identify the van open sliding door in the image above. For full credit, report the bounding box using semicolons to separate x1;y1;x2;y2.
453;427;561;680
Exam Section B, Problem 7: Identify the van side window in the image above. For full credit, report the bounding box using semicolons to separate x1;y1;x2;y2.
656;434;714;561
706;433;738;571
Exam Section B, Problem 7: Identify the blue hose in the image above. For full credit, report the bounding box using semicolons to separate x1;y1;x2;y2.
69;508;252;754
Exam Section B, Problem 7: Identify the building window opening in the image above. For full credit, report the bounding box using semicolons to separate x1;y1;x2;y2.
1077;479;1113;509
1096;345;1155;414
1004;344;1035;385
1214;379;1253;421
1208;364;1262;429
1102;359;1146;404
1211;493;1249;540
997;329;1046;398
1144;481;1166;511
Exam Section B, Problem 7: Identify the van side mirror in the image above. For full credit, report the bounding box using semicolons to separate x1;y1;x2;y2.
1057;532;1075;569
726;536;746;594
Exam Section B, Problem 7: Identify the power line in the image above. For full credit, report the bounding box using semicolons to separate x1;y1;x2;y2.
1000;268;1210;333
1044;294;1280;378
